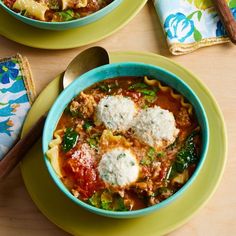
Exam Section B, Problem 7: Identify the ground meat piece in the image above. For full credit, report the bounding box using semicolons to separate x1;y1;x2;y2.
176;107;191;127
86;0;100;11
124;198;134;210
149;196;159;206
70;100;80;113
134;182;148;190
72;189;80;198
71;92;97;118
151;161;161;179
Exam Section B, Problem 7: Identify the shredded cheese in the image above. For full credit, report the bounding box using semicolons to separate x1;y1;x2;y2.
71;143;95;167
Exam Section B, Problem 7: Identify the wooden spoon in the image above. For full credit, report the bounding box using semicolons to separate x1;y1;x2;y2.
214;0;236;44
0;47;110;180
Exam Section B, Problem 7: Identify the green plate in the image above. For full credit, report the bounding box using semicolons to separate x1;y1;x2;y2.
21;51;227;236
0;0;147;49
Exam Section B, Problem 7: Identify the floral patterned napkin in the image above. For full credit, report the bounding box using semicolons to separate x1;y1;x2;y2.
153;0;236;55
0;54;36;160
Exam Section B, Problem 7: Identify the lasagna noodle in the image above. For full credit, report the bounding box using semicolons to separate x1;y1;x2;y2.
144;76;193;114
46;129;64;177
61;0;88;10
13;0;49;21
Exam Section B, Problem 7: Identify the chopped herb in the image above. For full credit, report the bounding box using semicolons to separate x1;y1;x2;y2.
130;161;135;166
107;121;112;126
117;153;126;160
83;120;93;131
102;173;110;181
140;157;151;166
141;147;157;166
87;133;101;150
157;152;165;158
147;147;156;161
97;83;118;92
62;128;79;152
137;88;156;97
98;84;109;92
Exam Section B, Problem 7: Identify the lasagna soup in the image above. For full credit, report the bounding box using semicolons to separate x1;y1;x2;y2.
47;76;202;211
3;0;114;22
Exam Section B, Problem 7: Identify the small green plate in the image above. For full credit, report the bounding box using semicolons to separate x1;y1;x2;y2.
0;0;147;49
21;51;227;236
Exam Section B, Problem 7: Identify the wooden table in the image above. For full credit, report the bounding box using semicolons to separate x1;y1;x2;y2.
0;2;235;235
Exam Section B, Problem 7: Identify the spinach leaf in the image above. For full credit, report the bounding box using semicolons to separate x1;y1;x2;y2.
62;128;79;152
57;9;75;21
89;191;127;211
167;131;199;179
137;88;156;97
157;152;165;158
97;84;109;92
88;192;101;208
128;83;158;103
113;196;127;211
128;82;148;90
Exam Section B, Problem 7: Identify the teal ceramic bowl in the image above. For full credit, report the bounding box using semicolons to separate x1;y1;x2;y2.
0;0;122;30
43;62;209;218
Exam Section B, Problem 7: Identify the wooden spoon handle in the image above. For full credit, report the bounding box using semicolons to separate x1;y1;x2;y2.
0;114;46;180
214;0;236;44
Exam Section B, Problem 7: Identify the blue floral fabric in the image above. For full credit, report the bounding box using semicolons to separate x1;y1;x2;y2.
0;56;34;160
153;0;236;53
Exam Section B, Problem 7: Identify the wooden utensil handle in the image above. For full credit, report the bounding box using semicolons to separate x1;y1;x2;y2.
0;114;46;180
214;0;236;44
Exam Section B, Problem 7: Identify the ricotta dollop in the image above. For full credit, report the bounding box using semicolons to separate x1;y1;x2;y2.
98;148;139;187
96;95;136;131
132;106;179;148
